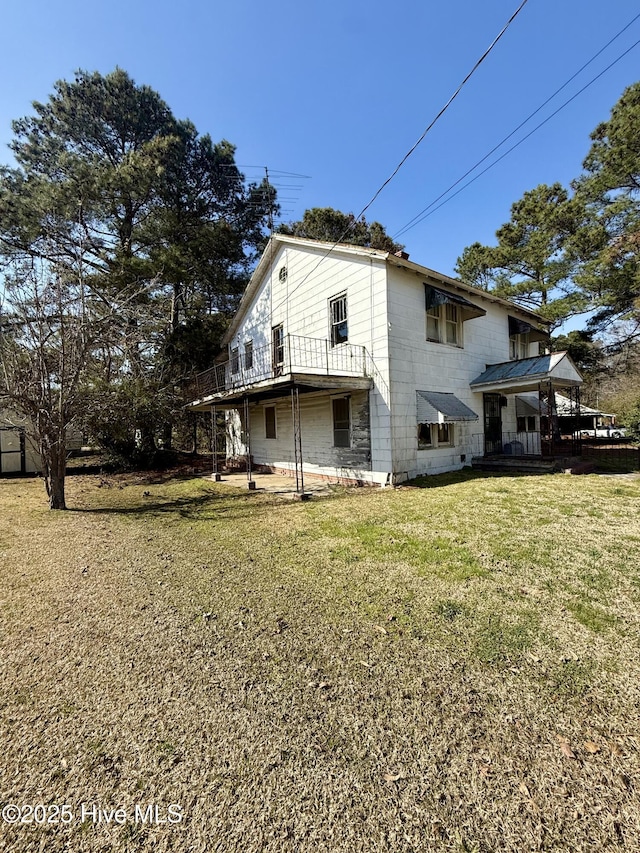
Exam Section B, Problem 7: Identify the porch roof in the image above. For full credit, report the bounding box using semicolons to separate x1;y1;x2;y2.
188;372;372;410
470;351;582;394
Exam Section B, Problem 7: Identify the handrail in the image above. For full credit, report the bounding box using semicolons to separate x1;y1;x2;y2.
185;334;371;401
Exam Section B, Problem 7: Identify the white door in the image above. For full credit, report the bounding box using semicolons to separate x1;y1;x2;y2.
0;429;24;473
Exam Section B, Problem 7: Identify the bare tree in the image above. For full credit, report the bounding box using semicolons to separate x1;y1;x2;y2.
0;255;154;509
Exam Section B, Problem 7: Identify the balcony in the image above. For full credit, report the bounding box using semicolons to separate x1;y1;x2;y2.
185;334;372;405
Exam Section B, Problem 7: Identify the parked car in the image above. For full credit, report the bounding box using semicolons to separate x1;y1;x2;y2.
577;427;627;439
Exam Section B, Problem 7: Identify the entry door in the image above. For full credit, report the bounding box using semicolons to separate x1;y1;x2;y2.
0;428;25;473
483;394;503;456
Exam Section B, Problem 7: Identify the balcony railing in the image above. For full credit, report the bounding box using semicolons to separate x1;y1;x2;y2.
186;334;370;402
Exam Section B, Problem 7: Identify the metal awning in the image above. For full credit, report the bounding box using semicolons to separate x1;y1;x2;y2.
515;395;540;417
508;315;548;343
424;284;486;320
470;352;583;394
416;391;479;424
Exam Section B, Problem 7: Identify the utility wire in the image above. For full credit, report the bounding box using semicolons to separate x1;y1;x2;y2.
357;0;529;223
263;0;529;329
394;14;640;238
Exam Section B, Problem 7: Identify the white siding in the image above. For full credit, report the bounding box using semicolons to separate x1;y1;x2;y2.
385;267;526;479
217;238;549;483
226;243;394;481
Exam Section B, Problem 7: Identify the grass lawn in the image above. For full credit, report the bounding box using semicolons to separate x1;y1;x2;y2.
1;469;639;852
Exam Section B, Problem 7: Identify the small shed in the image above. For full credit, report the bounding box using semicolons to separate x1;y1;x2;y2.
0;415;40;475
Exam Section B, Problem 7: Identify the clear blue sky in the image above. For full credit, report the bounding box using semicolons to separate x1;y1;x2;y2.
1;0;639;285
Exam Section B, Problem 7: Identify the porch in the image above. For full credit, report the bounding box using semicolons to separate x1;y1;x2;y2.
185;334;372;406
186;335;377;497
469;351;584;466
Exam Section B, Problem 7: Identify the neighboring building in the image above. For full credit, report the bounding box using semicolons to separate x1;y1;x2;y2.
0;410;84;476
187;235;583;486
554;394;622;437
0;412;40;475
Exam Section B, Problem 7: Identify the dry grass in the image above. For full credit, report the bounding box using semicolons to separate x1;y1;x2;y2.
1;469;639;852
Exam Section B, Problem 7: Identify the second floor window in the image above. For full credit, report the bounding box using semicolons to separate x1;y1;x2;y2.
230;347;239;374
510;332;530;360
245;340;253;370
330;293;348;347
426;303;461;346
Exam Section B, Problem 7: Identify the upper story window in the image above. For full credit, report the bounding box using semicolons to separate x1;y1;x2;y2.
509;332;529;361
230;347;239;374
329;293;348;347
508;315;547;360
426;302;462;346
244;340;253;370
425;284;485;347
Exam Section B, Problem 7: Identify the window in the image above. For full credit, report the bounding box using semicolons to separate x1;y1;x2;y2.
426;303;461;346
517;415;537;432
230;347;239;374
418;423;433;448
329;293;348;347
437;423;453;445
426;305;440;342
244;340;253;370
265;406;276;439
510;332;530;360
272;324;284;372
417;422;454;448
445;305;459;345
332;397;350;447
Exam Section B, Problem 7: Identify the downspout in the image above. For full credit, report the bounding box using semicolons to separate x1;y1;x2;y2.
383;257;399;485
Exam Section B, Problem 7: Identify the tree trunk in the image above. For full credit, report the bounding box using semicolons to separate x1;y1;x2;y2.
44;443;67;510
162;421;173;451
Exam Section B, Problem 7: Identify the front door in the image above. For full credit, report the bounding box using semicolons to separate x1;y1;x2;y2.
483;394;502;456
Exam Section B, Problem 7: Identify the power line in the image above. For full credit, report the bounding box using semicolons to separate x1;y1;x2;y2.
356;0;529;224
263;0;530;328
393;14;640;239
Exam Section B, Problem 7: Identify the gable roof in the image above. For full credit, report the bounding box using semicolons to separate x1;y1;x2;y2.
470;352;583;393
223;235;548;346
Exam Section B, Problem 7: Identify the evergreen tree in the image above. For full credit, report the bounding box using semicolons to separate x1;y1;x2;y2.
0;69;273;506
279;207;403;253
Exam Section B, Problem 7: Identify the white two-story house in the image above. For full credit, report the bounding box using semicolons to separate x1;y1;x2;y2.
187;235;583;486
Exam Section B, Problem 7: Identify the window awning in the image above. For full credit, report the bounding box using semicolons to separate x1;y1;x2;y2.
416;391;479;423
516;395;540;417
508;315;547;343
424;284;486;320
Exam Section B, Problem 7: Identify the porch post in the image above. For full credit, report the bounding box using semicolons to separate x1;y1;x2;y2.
291;385;308;499
572;386;582;457
244;396;255;490
211;405;221;482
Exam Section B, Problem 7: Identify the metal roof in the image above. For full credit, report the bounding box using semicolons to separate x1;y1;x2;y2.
470;352;582;393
